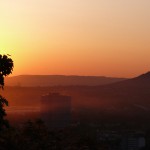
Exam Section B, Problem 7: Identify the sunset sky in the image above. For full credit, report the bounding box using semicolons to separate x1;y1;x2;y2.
0;0;150;77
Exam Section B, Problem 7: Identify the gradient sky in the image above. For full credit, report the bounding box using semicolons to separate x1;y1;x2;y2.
0;0;150;77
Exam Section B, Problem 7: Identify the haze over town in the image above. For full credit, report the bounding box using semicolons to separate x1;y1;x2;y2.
1;0;150;149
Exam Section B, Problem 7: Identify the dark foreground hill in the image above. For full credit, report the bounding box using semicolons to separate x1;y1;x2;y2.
5;75;126;87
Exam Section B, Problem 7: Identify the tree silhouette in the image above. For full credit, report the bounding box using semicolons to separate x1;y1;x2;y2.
0;54;13;130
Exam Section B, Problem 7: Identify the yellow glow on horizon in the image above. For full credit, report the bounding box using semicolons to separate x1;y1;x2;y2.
0;0;150;78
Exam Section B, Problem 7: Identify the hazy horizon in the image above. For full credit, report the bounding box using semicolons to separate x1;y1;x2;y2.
9;73;127;78
8;70;150;79
1;1;150;148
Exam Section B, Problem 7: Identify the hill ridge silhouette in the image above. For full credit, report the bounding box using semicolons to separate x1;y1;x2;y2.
134;71;150;80
5;75;126;87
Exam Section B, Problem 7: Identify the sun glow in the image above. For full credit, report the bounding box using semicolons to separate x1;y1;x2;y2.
0;50;7;55
0;0;150;77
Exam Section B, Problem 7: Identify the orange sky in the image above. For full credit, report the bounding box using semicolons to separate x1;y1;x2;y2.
0;0;150;78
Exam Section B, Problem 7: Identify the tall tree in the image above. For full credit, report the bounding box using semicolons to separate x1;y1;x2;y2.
0;54;13;130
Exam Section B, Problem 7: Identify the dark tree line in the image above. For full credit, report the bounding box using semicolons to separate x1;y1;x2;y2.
0;54;13;130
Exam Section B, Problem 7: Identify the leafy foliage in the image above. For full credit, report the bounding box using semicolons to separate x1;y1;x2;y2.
0;54;13;130
0;96;9;129
0;54;14;88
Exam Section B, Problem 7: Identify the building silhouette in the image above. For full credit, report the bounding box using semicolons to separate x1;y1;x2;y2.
41;93;71;128
121;131;145;150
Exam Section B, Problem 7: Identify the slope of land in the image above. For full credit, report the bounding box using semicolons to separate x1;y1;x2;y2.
5;75;126;87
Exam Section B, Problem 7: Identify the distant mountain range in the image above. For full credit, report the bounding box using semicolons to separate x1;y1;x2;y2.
3;72;150;119
5;75;126;87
